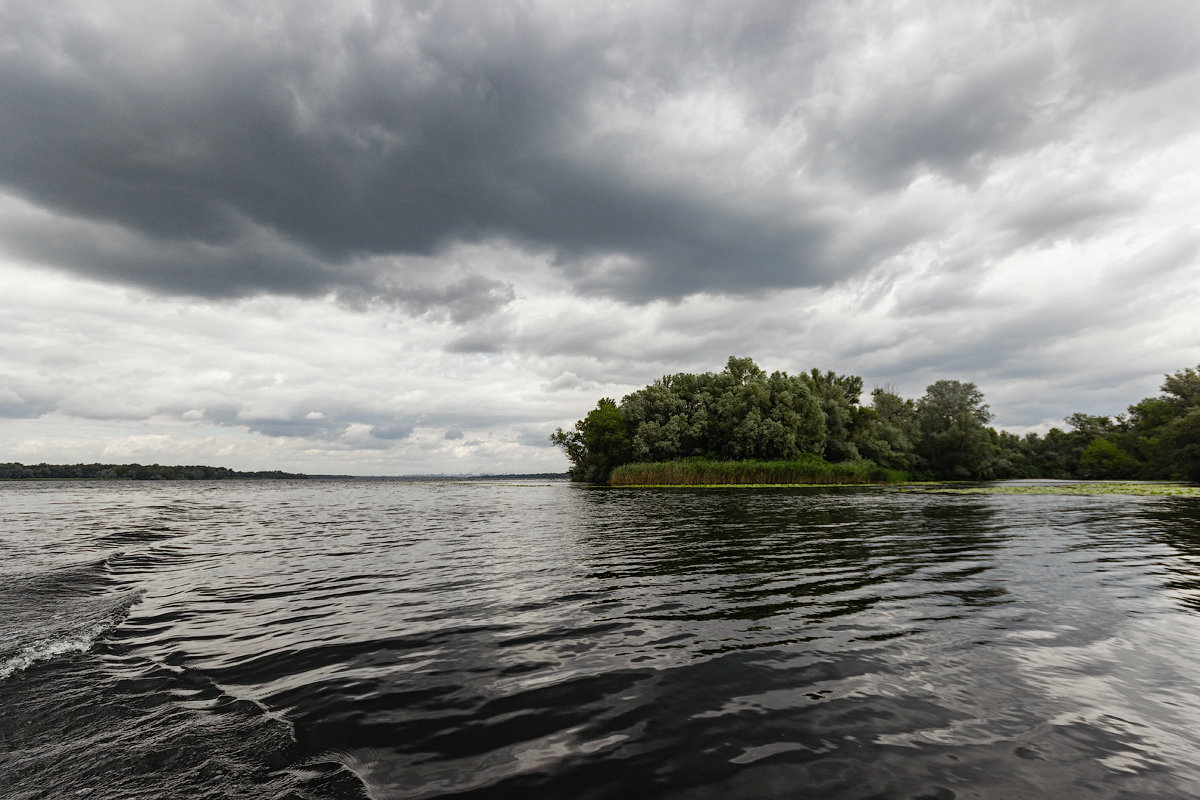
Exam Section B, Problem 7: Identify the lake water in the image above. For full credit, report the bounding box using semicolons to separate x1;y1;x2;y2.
3;479;1200;799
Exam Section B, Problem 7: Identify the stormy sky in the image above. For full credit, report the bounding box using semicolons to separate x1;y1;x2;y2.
2;0;1199;474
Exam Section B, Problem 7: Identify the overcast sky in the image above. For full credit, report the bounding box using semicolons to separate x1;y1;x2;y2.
3;0;1199;474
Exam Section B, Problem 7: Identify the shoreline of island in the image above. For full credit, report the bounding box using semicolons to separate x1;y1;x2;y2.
551;356;1200;486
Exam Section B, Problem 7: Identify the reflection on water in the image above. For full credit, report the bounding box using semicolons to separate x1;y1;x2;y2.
2;480;1200;799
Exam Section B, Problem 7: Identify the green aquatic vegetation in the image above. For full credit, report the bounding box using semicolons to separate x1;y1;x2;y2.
902;482;1200;497
608;457;904;487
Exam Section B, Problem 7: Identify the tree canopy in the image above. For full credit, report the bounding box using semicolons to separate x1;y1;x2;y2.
552;357;1200;484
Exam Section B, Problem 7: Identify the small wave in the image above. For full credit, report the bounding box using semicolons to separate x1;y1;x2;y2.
0;588;144;681
1;631;102;680
0;552;120;592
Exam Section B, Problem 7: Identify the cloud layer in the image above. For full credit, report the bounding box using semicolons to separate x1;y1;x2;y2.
2;0;1199;472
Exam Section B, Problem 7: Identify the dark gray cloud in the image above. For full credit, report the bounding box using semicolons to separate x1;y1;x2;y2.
369;424;414;441
808;43;1060;189
7;0;1194;306
0;378;58;419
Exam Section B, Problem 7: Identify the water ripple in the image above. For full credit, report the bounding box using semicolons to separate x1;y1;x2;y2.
4;480;1200;798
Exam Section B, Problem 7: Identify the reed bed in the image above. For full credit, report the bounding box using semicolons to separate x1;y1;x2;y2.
608;457;904;486
907;481;1200;497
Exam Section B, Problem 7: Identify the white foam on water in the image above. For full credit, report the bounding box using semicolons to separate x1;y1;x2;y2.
0;588;145;680
0;631;101;680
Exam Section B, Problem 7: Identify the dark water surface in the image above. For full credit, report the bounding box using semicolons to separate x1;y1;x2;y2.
4;479;1200;799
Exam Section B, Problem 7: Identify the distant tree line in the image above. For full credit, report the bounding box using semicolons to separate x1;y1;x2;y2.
0;462;305;480
551;357;1200;484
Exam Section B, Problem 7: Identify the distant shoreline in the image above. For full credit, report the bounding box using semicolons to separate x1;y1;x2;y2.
0;462;306;480
306;473;570;481
0;462;570;482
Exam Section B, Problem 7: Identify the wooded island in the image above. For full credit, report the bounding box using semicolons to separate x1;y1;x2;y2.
551;357;1200;485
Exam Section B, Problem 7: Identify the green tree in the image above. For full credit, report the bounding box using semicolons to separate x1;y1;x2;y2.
800;369;865;462
1078;438;1139;479
1158;409;1200;482
1065;412;1116;440
915;380;999;479
860;387;920;472
595;356;830;468
622;371;713;461
1162;366;1200;410
1119;365;1200;479
763;370;826;458
707;358;825;460
1027;428;1080;478
992;429;1040;478
1057;411;1135;477
550;398;632;482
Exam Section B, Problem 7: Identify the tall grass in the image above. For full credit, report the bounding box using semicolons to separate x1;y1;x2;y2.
608;457;906;486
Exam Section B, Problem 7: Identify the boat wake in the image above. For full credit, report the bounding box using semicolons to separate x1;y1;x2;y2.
0;555;144;680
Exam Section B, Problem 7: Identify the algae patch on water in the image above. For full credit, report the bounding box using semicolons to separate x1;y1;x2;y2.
903;481;1200;497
